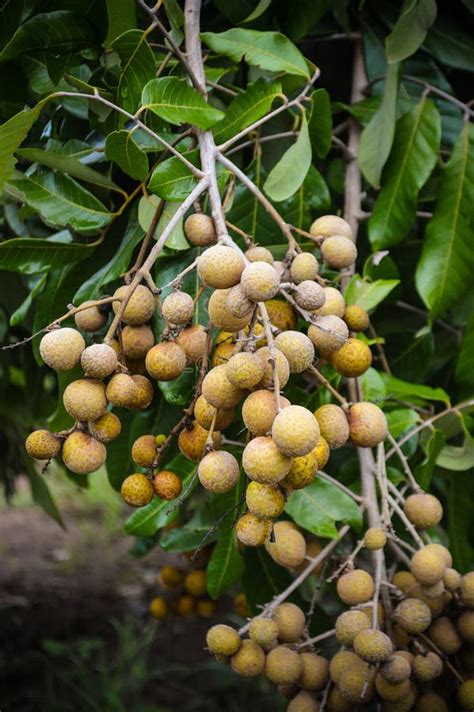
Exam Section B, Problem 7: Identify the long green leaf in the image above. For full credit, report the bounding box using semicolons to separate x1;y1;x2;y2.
104;0;136;46
423;18;474;71
447;471;474;572
415;122;474;319
308;88;332;159
141;77;224;130
344;275;400;311
386;0;437;63
27;465;65;529
285;478;362;538
0;237;96;274
263;114;312;201
214;78;282;144
0;99;48;192
368;99;440;249
455;311;474;398
207;479;244;599
243;548;295;614
148;151;199;201
111;29;156;114
105;130;149;181
381;373;450;405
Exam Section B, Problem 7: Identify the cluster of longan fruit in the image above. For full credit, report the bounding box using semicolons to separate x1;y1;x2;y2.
149;564;218;620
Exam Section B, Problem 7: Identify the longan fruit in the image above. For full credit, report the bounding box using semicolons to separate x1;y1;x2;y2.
290;252;319;283
299;652;329;691
80;343;118;379
74;301;107;332
194;394;234;430
158;565;183;589
130;374;153;410
25;430;61;460
427;616;462;655
240;261;280;302
364;527;387;550
412;652;443;682
202;364;244;409
335;610;371;646
392;571;417;594
197;599;217;617
404;493;443;530
178;421;221;462
310;215;352;240
184;213;216;246
62;431;106;474
242;436;292;484
235;513;272;547
327;687;352;712
393;598;432;634
106;373;138;408
197;245;244;289
112;284;155;325
39;327;85;371
458;610;474;643
175;594;196;617
206;624;241;656
331;337;372;378
176;324;208;364
131;434;156;468
308;315;348;353
149;595;169;619
415;692;448;712
337;569;374;605
121;473;154;507
184;569;207;597
338;665;375;703
461;572;474;607
274;331;315;374
329;651;364;684
212;340;236;367
249;617;279;650
282;446;319;490
314;404;349;449
121;324;154;359
287;692;319;712
272;405;320;457
226;284;254;318
245;246;273;264
295;281;326;311
246;482;285;520
313;287;345;318
153;470;182;500
353;629;393;664
145;341;186;381
162;291;194;325
254;346;290;388
265;646;303;685
411;547;446;586
265;521;306;569
380;654;412;684
231;639;266;677
63;379;107;421
375;674;410;703
458;680;474;710
444;567;462;591
88;412;122;443
424;543;452;566
265;299;297;332
208;289;253;332
344;304;369;332
242;389;290;435
349;402;388;448
198;450;239;493
225;352;264;389
321;235;357;269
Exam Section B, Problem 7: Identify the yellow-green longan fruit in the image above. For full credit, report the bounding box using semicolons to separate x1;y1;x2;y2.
290;252;319;283
404;493;443;530
393;598;432;634
131;434;156;468
194;394;235;430
130;374;153;410
245;246;273;264
274;331;315;374
282;445;319;490
412;652;443;682
80;343;118;379
427;616;462;655
329;651;364;683
337;569;374;605
63;379;107;421
25;429;61;460
106;373;138;408
380;654;412;684
184;213;216;246
265;646;303;686
62;431;106;474
240;261;280;302
112;284;155;325
246;482;285;519
313;287;346;318
225;352;264;389
310;215;352;241
74;301;107;332
353;629;393;664
176;325;208;364
265;299;297;332
197;245;245;289
344;305;369;332
272;405;320;457
338;666;375;703
198;450;239;493
457;610;474;643
314;404;349;449
364;527;387;550
249;617;279;650
145;341;187;381
208;289;253;332
321;235;357;269
242;389;290;435
40;327;85;371
121;324;155;359
231;639;266;677
226;284;255;318
331;338;372;378
254;346;290;388
235;513;272;547
299;652;329;691
242;436;292;483
202;364;244;409
335;610;371;646
121;473;154;507
206;624;241;656
308;315;348;353
458;680;474;710
265;521;306;569
411;547;446;586
88;412;122;443
178;421;221;462
295;281;326;311
375;674;411;703
162;291;194;325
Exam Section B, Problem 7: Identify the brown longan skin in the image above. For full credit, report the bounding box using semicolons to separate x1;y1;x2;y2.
25;430;61;460
265;522;307;569
337;569;375;605
353;629;393;664
153;470;182;500
184;213;216;246
176;325;208;364
74;301;107;332
273;602;306;643
427;616;462;655
145;341;187;381
178;421;221;462
393;598;432;634
404;493;443;530
121;324;155;359
265;645;303;685
62;431;106;475
335;610;371;646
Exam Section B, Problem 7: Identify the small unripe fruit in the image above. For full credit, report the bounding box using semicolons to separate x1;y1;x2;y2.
274;331;315;374
265;646;303;685
308;315;348;354
184;213;216;246
404;493;443;530
331;338;372;377
282;446;319;490
287;691;319;712
25;430;61;460
197;599;216;617
112;285;155;325
337;569;374;605
335;610;371;646
158;565;183;589
146;341;186;381
106;373;138;408
75;301;107;332
411;547;446;586
63;379;107;421
206;624;241;656
394;597;432;634
184;569;207;597
412;652;442;682
272;405;320;457
321;235;357;269
149;595;169;619
178;421;221;461
349;402;388;448
249;617;279;649
226;284;254;318
461;572;474;607
338;666;375;703
240;261;280;302
254;346;290;388
310;215;352;240
208;289;252;332
245;246;273;264
121;473;154;507
242;436;292;483
314;404;349;449
194;395;234;430
344;305;369;332
80;343;118;379
225;352;264;389
290;252;319;283
176;325;208;363
62;431;106;474
364;527;387;550
121;324;154;359
265;299;297;332
132;435;156;468
197;245;245;289
175;594;195;617
242;390;290;435
295;281;326;311
246;482;285;519
428;616;462;654
375;674;410;702
40;327;85;371
380;654;412;684
353;629;393;664
162;291;194;326
231;639;265;677
198;450;239;493
202;364;244;409
153;470;182;500
313;287;346;317
88;412;121;442
265;521;306;569
444;567;462;591
236;513;272;547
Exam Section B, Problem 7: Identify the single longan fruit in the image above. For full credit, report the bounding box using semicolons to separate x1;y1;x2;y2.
121;473;154;507
149;595;169;619
444;567;462;591
106;373;138;408
132;434;156;468
461;572;474;607
197;599;217;617
337;569;374;605
158;565;183;589
321;235;357;269
273;602;306;643
146;341;186;381
290;252;319;283
25;430;61;460
131;374;153;410
235;513;272;547
380;654;412;684
242;436;292;484
231;639;266;677
288;691;319;712
331;338;372;377
313;287;346;318
330;651;364;683
254;346;290;388
294;539;324;575
162;291;194;325
394;598;432;634
242;390;290;435
176;325;208;364
63;379;107;421
245;246;273;264
272;405;320;458
240;261;280;302
421;579;445;599
266;521;306;569
404;493;443;530
415;692;448;712
353;629;393;664
202;364;244;409
349;402;388;448
246;482;285;519
112;284;155;325
198;450;239;493
392;570;417;594
212;340;236;367
249;617;279;650
428;616;462;655
424;543;452;567
314;404;349;449
310;215;353;240
121;324;154;359
295;281;326;311
412;652;443;682
458;610;474;642
299;652;329;692
265;646;303;685
74;301;107;332
175;594;196;617
274;331;315;374
80;343;118;379
184;213;216;246
226;284;254;318
40;327;85;371
184;569;207;597
153;470;182;500
265;299;297;332
344;305;369;332
375;674;410;702
308;315;349;355
194;395;234;431
208;289;252;332
88;412;122;443
335;610;371;646
197;245;245;289
411;548;446;586
62;431;106;474
338;666;375;703
458;680;474;710
225;352;264;389
364;527;387;550
327;687;352;712
281;446;319;491
178;421;221;462
206;624;241;656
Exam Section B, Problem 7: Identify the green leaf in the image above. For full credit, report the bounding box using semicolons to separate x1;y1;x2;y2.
243;547;294;614
207;479;244;599
308;88;332;159
416;122;474;319
111;29;156;114
158;369;196;406
242;0;272;22
455;310;474;398
105;130;149;181
414;429;445;490
263;114;311;202
447;471;474;572
161;526;215;552
359;368;387;403
104;0;136;46
344;276;399;311
214;78;282;145
386;0;437;63
10;171;113;232
386;408;420;439
148;150;199;201
368;99;441;249
285;478;362;539
141;77;224;131
10;273;47;326
382;373;450;405
201;29;310;78
437;439;474;472
0;99;48;192
0;237;95;274
359;62;400;188
27;466;65;529
423;19;474;72
156;201;190;251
